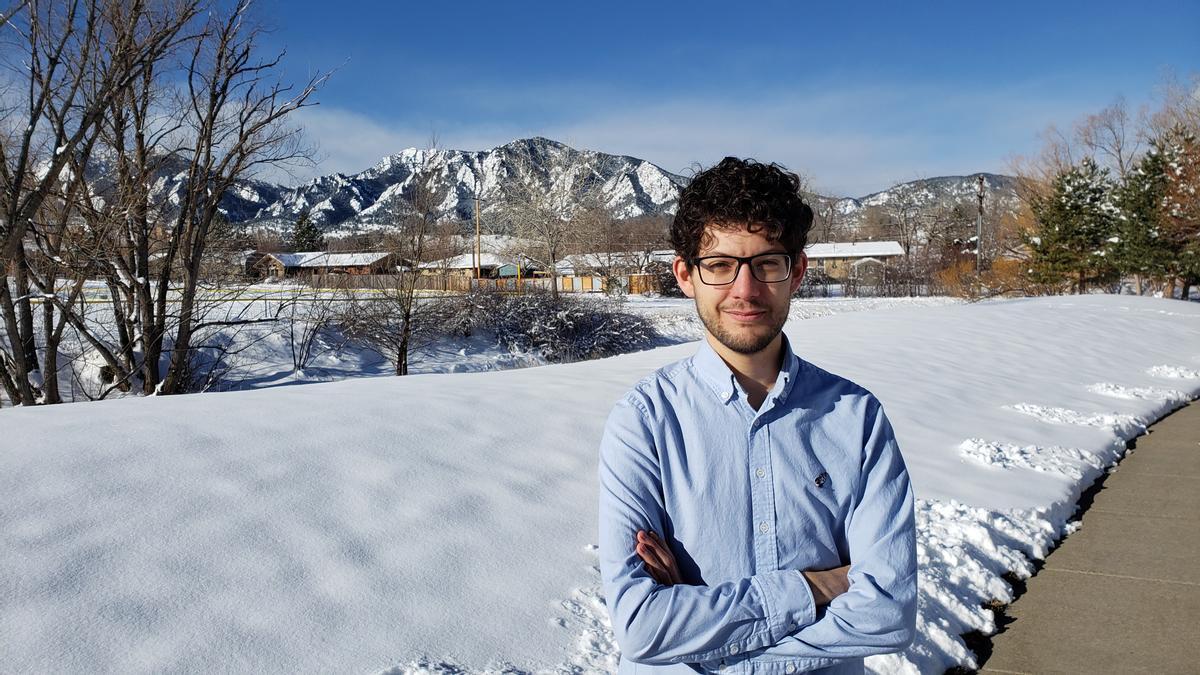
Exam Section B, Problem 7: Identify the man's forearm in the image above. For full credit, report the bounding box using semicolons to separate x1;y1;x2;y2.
603;567;822;666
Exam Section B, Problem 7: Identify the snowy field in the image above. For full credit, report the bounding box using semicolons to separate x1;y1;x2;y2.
2;294;1198;673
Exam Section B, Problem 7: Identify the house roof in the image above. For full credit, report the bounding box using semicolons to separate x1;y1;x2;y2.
804;241;904;259
418;253;506;270
267;252;391;268
419;252;543;270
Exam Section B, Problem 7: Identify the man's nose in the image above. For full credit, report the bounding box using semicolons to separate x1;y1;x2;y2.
728;261;763;297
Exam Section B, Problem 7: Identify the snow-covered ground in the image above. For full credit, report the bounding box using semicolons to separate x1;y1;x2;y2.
2;295;1198;673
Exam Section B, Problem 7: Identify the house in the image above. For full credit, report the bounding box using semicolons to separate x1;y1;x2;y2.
556;249;675;277
418;252;540;279
804;241;905;282
255;251;399;279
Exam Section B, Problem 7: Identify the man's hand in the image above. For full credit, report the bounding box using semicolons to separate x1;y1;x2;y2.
637;529;849;606
635;530;682;585
802;564;851;606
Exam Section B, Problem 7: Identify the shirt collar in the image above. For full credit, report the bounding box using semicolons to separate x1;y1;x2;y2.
692;334;801;405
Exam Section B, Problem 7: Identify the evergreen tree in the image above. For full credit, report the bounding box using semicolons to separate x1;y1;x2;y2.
291;210;325;252
1112;139;1174;293
1026;157;1119;293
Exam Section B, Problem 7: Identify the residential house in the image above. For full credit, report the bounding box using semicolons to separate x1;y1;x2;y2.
804;241;905;283
255;252;399;279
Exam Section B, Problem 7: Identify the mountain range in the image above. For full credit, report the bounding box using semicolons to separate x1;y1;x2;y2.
189;137;1021;237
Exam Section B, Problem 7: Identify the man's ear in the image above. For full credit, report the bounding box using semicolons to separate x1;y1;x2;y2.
672;256;696;298
789;252;808;295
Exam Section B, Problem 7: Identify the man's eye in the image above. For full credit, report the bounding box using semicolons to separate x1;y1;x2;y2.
756;260;781;271
705;261;734;272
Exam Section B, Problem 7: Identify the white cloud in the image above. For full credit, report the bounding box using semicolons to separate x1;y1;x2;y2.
281;82;1132;197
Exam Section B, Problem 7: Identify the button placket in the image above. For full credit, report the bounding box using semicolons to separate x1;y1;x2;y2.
748;417;779;572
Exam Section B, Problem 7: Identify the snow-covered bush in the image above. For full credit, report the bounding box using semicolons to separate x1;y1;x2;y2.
451;289;659;362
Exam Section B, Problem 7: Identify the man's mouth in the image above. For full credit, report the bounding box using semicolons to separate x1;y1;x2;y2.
723;306;768;321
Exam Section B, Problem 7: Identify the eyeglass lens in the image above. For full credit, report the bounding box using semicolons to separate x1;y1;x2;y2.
697;254;791;285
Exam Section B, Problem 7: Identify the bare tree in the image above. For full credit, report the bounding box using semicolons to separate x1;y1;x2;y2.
341;167;443;375
500;140;604;298
1076;97;1143;180
0;0;202;405
1150;71;1200;137
282;287;341;373
157;2;325;394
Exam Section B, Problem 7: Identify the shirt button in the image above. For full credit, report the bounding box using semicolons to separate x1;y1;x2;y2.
755;467;766;478
730;645;740;654
759;522;769;534
785;664;797;674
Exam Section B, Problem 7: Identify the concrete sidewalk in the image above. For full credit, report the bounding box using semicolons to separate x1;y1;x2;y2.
980;401;1200;674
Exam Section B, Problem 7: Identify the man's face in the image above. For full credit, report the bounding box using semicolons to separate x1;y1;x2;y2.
673;226;807;356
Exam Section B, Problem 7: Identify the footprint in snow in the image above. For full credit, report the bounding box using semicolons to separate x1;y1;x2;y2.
958;438;1103;481
1006;403;1146;440
1147;365;1200;379
1087;383;1189;403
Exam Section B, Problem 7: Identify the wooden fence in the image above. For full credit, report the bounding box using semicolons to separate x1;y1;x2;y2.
309;273;664;294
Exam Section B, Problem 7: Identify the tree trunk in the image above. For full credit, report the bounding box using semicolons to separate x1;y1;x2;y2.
15;255;40;379
1133;273;1143;296
161;255;202;394
41;297;61;404
395;341;408;376
0;278;36;405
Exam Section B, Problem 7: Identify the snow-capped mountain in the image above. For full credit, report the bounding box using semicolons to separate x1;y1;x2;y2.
229;137;686;235
821;173;1023;224
193;137;1021;237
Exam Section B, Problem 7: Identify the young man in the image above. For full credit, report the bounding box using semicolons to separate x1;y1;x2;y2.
597;158;917;674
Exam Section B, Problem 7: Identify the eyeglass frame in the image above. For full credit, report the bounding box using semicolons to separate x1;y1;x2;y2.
688;252;796;286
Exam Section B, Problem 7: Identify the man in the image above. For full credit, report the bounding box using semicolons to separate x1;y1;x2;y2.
597;158;917;674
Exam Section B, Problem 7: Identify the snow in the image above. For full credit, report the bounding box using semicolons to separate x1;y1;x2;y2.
268;252;391;268
418;252;516;270
2;295;1199;673
805;241;905;259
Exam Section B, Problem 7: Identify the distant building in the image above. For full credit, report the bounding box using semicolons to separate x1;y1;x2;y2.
804;241;905;282
556;250;675;276
256;252;399;279
418;253;540;279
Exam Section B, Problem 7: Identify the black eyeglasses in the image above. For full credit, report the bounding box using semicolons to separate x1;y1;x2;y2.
690;252;794;286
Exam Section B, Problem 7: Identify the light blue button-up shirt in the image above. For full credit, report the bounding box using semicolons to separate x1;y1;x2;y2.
598;337;917;674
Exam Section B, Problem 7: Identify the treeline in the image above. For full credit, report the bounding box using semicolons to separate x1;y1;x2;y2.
1016;79;1199;300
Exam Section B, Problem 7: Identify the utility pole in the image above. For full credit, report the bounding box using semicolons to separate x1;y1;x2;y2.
473;177;483;280
976;174;985;273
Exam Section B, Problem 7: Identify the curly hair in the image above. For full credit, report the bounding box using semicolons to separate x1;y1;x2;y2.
671;157;813;263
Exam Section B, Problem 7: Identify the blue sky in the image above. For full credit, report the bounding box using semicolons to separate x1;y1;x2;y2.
257;0;1199;196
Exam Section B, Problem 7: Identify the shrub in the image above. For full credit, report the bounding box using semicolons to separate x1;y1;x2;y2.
450;289;659;362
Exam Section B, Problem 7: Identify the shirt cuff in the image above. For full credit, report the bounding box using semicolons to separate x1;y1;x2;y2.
752;569;817;643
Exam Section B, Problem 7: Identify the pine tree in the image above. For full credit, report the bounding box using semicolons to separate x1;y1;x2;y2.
291;210;325;252
1112;139;1174;293
1026;157;1119;293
